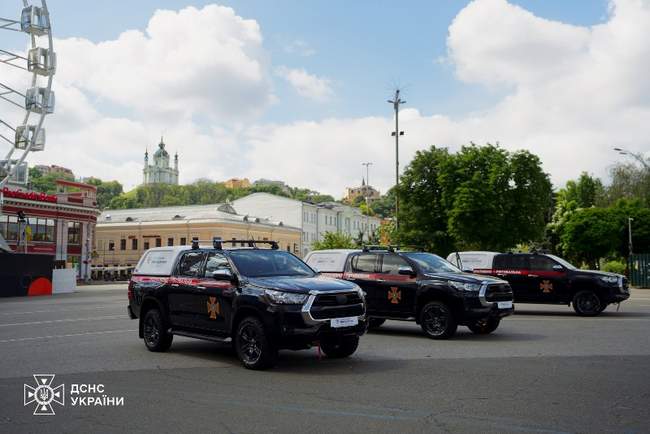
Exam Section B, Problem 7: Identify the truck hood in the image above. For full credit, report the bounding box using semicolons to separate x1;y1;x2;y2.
247;275;359;294
424;271;507;285
572;269;624;279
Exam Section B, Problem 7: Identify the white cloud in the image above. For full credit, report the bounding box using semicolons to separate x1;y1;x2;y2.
244;0;650;196
4;0;650;199
275;66;334;102
284;39;316;57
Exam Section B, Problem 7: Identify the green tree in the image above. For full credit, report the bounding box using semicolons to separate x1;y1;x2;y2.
397;144;552;254
370;188;396;218
311;232;356;250
28;168;74;194
606;161;650;207
562;172;605;208
560;207;620;268
85;177;124;209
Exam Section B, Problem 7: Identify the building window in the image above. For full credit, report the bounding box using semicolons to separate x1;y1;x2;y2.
167;237;174;246
32;218;54;242
294;243;298;253
108;241;115;251
68;222;81;245
180;237;186;245
120;239;126;250
155;238;162;247
286;245;290;252
6;216;18;241
144;241;150;250
132;238;138;250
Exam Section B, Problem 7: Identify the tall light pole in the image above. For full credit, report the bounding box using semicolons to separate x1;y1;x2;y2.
628;217;634;256
362;162;372;240
613;147;649;170
388;89;405;228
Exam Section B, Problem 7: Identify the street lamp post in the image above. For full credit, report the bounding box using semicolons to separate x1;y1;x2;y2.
628;217;634;256
613;147;650;170
388;89;405;228
362;162;372;240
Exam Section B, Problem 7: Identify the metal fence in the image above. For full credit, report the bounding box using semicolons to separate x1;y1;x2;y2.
629;254;650;288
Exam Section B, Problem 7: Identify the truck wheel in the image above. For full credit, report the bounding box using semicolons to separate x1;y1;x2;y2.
467;318;500;335
320;335;359;358
419;301;457;339
572;290;602;316
142;309;173;352
368;318;386;330
235;317;277;370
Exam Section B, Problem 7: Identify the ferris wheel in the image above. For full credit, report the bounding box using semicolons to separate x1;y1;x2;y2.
0;0;55;191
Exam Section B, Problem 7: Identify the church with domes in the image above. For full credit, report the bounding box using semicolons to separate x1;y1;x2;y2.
143;138;179;185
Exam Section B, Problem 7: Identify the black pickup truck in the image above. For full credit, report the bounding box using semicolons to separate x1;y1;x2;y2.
471;252;630;316
305;248;514;339
128;239;367;370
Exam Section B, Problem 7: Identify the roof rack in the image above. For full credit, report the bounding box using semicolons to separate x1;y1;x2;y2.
191;237;279;251
362;244;397;253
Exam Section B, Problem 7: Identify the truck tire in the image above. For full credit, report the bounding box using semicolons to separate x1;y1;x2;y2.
419;301;457;339
320;335;359;358
142;308;173;352
235;317;277;370
572;290;602;316
368;318;386;330
467;317;500;335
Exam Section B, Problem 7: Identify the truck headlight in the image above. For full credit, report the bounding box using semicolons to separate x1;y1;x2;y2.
264;289;309;305
600;276;618;284
449;281;481;292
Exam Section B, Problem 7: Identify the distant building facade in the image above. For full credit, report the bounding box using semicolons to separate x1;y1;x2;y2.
253;178;290;193
93;203;301;278
224;178;251;189
33;164;74;178
143;138;179;185
232;192;381;256
344;178;380;203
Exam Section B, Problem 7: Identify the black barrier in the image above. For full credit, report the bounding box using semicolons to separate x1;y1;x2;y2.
0;252;54;297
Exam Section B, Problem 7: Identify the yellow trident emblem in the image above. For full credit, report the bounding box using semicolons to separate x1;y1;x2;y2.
540;280;553;294
388;287;401;304
207;296;220;319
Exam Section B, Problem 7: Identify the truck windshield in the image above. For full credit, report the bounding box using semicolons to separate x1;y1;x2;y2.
546;254;577;270
228;250;316;278
403;252;461;274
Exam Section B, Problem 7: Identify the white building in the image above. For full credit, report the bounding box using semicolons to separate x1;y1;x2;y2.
143;138;179;185
232;193;381;256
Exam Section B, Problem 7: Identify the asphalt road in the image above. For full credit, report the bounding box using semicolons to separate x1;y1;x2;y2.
0;284;649;433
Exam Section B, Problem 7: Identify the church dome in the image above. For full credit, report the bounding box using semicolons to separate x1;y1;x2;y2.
154;139;169;158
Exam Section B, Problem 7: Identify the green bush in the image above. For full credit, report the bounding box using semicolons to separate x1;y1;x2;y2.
601;259;626;274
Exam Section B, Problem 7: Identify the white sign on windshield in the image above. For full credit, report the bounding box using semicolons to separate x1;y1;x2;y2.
135;250;175;275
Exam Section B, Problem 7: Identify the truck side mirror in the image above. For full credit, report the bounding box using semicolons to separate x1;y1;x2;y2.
398;266;416;276
552;264;563;271
212;269;235;282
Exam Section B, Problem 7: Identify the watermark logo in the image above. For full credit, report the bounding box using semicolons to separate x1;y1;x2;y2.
24;374;65;416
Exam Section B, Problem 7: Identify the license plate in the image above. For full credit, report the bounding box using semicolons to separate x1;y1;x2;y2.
497;301;513;309
331;317;359;328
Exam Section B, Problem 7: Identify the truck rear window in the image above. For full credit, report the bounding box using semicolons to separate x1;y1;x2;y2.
134;250;176;276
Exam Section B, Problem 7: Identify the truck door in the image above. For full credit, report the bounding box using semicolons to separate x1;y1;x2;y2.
493;254;532;302
343;253;383;316
377;253;418;317
527;255;567;303
168;250;206;330
192;251;236;335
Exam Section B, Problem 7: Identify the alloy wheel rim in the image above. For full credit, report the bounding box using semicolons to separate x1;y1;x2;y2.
578;293;599;313
144;315;159;346
239;325;262;364
423;305;449;336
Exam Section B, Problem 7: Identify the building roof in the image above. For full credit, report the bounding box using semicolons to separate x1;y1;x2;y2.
98;203;295;229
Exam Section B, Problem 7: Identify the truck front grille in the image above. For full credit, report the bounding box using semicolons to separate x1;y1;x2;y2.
310;292;364;319
485;283;513;302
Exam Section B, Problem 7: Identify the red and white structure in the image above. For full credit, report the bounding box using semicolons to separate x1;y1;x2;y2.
1;180;100;281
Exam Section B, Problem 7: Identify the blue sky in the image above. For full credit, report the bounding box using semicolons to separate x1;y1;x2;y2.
2;0;646;197
32;0;608;123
